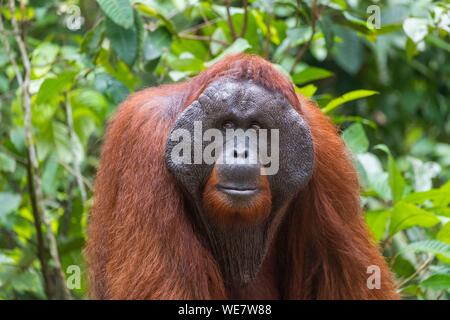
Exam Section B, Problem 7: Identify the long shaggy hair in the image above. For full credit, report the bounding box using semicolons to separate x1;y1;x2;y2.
86;53;399;299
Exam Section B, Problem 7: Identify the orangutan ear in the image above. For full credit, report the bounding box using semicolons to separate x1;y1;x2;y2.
279;96;399;299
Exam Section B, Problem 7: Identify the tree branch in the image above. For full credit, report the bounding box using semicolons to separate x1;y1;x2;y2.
398;254;434;289
64;92;87;204
239;0;248;38
224;0;237;40
180;18;220;34
289;0;323;73
263;7;273;58
178;33;229;45
59;161;93;192
8;0;71;300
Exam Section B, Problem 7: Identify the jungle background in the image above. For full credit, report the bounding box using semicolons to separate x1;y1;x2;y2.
0;0;449;300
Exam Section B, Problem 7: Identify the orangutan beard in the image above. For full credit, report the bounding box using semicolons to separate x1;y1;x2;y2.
197;177;274;287
200;219;268;287
191;196;289;289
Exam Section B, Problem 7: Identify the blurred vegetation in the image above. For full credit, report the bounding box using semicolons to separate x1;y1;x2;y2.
0;0;449;300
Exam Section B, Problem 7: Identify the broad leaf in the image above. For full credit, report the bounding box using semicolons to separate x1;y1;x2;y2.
404;240;450;259
342;123;369;154
144;27;172;61
295;84;318;98
437;221;450;244
205;38;251;67
0;152;16;172
97;0;134;29
333;25;364;74
322;90;378;114
421;274;450;290
106;18;138;66
405;181;450;208
135;3;176;34
375;144;406;203
31;43;59;78
292;67;333;85
365;210;390;241
0;193;21;217
356;152;391;200
35;72;76;105
389;202;439;235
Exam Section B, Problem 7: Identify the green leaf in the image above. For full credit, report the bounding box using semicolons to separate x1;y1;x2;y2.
333;116;376;128
286;26;312;47
96;49;138;90
10;269;43;294
388;158;406;203
0;74;9;92
31;43;60;79
295;84;317;98
167;53;204;73
322;90;378;114
405;37;418;60
392;256;416;278
168;71;190;82
134;3;176;34
342;123;369;154
421;274;450;290
405;181;450;208
437;221;450;244
333;25;364;74
42;158;59;196
375;144;406;203
335;12;371;34
389;202;439;236
319;15;335;49
210;27;227;55
70;89;108;113
0;192;21;217
292;67;333;85
426;34;450;53
97;0;134;29
0;152;16;172
59;236;86;255
404;240;450;259
10;127;26;153
144;27;172;61
356;153;391;200
365;210;390;242
81;21;105;56
35;72;76;105
105;17;138;66
205;38;251;67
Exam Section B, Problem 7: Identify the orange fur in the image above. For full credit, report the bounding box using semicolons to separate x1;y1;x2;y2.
203;166;272;228
86;53;399;299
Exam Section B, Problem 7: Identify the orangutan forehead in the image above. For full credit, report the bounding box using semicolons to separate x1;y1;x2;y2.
200;79;289;108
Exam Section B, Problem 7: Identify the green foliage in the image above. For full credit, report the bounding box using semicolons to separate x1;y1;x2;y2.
405;240;450;259
0;0;449;300
322;90;379;114
105;17;139;66
342;123;369;154
96;0;134;29
292;67;333;85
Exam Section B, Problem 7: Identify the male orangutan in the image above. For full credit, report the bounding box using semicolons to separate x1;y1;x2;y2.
86;54;399;299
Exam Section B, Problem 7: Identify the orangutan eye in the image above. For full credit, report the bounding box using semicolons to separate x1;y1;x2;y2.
250;122;261;130
222;120;235;129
